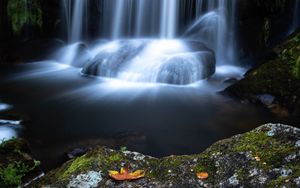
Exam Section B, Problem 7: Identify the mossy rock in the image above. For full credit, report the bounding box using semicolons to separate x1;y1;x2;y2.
0;138;41;187
225;29;300;117
30;124;300;187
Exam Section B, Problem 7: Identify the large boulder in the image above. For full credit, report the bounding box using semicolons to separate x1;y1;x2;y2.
30;124;300;187
82;40;147;77
224;29;300;119
156;51;215;85
81;39;216;85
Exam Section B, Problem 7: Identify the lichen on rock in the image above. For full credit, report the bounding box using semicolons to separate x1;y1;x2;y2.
29;123;300;187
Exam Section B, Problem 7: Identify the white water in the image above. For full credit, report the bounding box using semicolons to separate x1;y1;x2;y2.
63;0;88;42
184;0;236;64
112;0;125;39
58;0;243;85
160;0;178;38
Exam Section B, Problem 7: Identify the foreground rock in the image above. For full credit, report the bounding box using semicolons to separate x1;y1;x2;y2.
30;124;300;187
0;138;42;187
225;29;300;119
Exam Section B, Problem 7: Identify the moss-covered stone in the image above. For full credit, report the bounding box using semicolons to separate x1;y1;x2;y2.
0;138;41;187
225;29;300;118
29;124;300;187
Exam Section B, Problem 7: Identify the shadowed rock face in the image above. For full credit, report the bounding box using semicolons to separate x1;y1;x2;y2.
224;29;300;119
30;124;300;187
81;39;216;85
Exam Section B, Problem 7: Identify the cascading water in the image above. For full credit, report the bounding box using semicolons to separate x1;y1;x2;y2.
63;0;88;42
160;0;178;38
59;0;239;85
184;0;236;64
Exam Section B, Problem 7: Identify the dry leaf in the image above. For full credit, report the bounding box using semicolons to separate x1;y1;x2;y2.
197;172;209;180
255;155;261;162
108;167;145;181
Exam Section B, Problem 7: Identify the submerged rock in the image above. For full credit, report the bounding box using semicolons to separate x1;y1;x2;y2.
82;40;147;77
156;51;215;85
81;39;215;85
31;124;300;187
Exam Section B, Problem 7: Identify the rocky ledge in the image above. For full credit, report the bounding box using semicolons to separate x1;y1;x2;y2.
21;123;299;188
224;29;300;119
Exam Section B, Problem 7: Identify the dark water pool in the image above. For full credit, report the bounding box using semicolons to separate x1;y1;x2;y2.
0;62;288;170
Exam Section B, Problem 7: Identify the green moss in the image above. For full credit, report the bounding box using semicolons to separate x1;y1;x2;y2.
236;168;248;181
0;161;40;187
267;176;289;187
233;130;296;167
227;29;300;100
193;164;206;172
7;0;42;35
58;156;95;180
292;56;300;78
107;153;122;163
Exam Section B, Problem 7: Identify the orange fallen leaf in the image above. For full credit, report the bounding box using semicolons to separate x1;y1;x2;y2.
197;172;209;180
108;167;145;181
255;155;261;162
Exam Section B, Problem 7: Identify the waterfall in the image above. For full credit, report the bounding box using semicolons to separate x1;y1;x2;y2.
112;0;125;39
160;0;179;38
60;0;239;84
63;0;88;42
184;0;236;64
135;0;145;37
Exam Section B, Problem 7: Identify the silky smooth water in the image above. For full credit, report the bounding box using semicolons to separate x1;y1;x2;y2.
0;62;288;170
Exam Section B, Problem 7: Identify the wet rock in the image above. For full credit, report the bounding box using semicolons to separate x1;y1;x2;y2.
81;39;216;85
55;42;92;68
224;29;300;118
0;138;42;187
68;171;102;188
223;78;239;85
31;123;300;187
66;148;89;160
156;51;215;85
256;94;275;106
82;40;147;77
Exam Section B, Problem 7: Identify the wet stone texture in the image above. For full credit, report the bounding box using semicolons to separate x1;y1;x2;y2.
225;29;300;119
29;123;300;188
0;138;42;187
